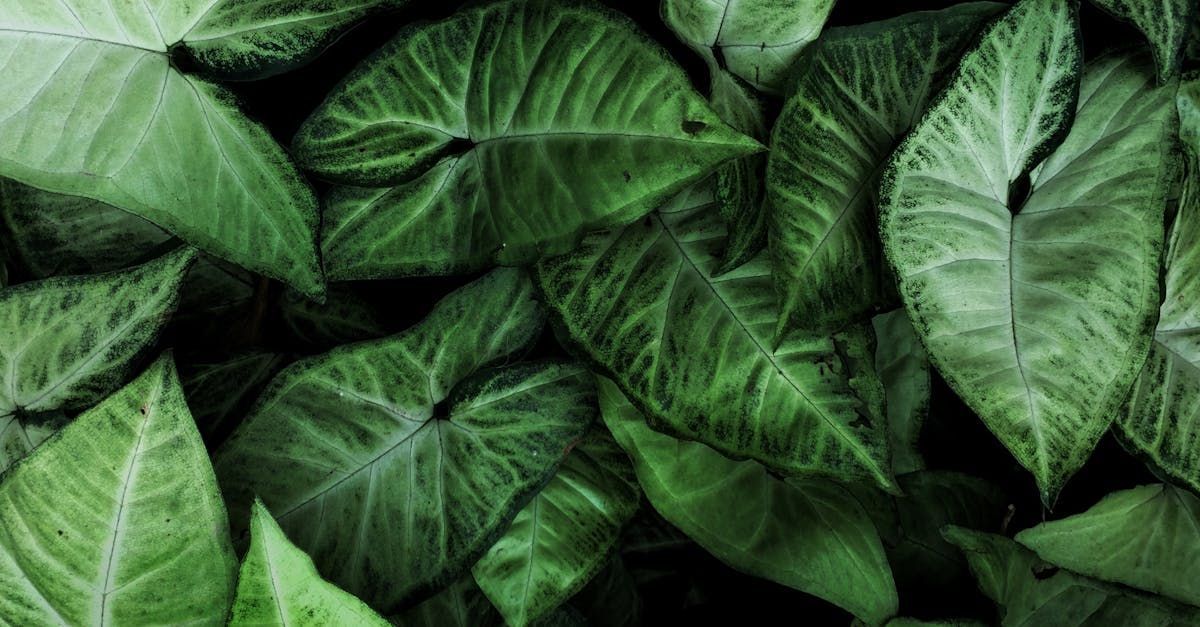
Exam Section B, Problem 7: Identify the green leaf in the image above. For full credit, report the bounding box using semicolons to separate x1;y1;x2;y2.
390;576;500;627
294;0;759;280
0;247;196;471
944;526;1200;626
1016;484;1200;608
471;430;640;627
230;499;390;626
767;3;1003;337
874;310;932;475
660;0;835;93
175;0;410;79
709;70;768;273
0;2;322;296
278;285;389;351
879;1;1178;502
0;355;236;625
536;181;892;488
598;376;898;624
1088;0;1197;81
179;351;286;442
214;269;596;611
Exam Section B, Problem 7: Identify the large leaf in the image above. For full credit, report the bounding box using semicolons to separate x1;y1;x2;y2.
230;499;390;626
598;376;898;625
767;3;1003;337
1015;484;1200;608
214;269;596;611
0;1;321;295
1089;0;1197;81
471;430;640;627
0;247;196;471
944;527;1200;626
536;181;892;488
874;310;931;476
660;0;835;92
879;2;1178;501
295;0;759;280
0;355;236;624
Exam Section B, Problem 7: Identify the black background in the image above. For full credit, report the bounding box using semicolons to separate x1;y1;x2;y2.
216;1;1164;623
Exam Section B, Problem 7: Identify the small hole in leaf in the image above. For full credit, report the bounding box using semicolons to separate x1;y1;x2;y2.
681;120;707;134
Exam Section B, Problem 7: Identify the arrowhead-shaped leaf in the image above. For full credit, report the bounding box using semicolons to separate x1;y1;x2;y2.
0;355;237;625
880;0;1176;502
295;0;759;280
535;181;892;488
598;376;897;624
214;269;596;611
1089;0;1197;81
768;3;1003;337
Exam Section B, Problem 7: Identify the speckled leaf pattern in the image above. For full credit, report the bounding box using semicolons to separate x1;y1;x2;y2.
945;527;1200;626
1089;0;1196;81
1016;484;1200;608
709;70;769;273
880;0;1176;502
0;0;322;296
598;377;898;624
229;500;390;626
0;355;237;625
295;0;759;280
660;0;835;92
768;3;1002;338
471;430;639;627
214;269;597;612
0;247;196;471
536;181;893;489
177;0;410;79
874;310;931;475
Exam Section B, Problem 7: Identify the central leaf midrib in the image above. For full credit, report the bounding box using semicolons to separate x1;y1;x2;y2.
0;27;166;54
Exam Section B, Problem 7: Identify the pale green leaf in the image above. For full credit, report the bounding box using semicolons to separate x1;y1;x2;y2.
944;527;1200;626
471;430;640;627
660;0;835;92
598;376;898;625
214;269;597;612
0;247;196;471
1016;484;1200;608
229;500;390;626
0;1;322;295
0;355;237;625
874;310;931;475
535;181;893;489
1089;0;1197;81
709;69;768;273
880;1;1176;502
295;0;759;280
768;3;1003;337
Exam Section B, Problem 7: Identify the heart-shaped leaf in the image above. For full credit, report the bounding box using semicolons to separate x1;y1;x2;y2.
768;3;1003;337
536;180;892;488
294;0;759;280
598;376;898;625
880;0;1176;502
214;269;596;611
0;2;322;295
0;355;236;625
1088;0;1197;81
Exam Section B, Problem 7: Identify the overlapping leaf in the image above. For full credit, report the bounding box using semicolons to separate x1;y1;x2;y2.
709;70;769;272
768;3;1003;337
295;0;759;280
214;269;596;611
874;310;932;475
536;181;892;488
1089;0;1196;81
0;355;237;625
880;0;1176;502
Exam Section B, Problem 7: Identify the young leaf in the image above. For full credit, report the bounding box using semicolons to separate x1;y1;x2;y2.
768;3;1003;337
660;0;835;93
536;182;893;489
874;310;932;475
1088;0;1197;81
0;248;196;470
709;70;769;272
230;500;390;626
598;377;897;624
295;0;759;280
944;527;1200;626
879;0;1179;503
214;269;596;611
471;430;640;627
0;355;237;624
0;2;322;296
1015;484;1200;608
